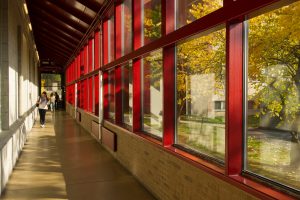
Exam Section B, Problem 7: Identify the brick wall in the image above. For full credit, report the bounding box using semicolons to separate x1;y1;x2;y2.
66;104;258;200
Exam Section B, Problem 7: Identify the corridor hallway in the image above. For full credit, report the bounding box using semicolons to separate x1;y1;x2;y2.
1;111;155;200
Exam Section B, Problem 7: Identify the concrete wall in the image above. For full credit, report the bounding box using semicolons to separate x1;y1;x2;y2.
0;0;38;195
66;103;259;200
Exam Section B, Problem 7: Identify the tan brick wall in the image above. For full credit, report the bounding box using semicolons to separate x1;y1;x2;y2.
65;106;259;200
66;103;100;137
103;121;259;200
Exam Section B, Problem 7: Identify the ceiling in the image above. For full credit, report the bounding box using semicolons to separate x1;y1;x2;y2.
25;0;107;72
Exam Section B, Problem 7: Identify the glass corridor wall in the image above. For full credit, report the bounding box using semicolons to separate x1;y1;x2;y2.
65;0;300;198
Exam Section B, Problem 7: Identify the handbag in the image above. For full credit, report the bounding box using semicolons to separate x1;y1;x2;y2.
36;97;40;107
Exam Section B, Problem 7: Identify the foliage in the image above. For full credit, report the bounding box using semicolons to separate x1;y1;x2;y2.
248;1;300;129
144;2;161;41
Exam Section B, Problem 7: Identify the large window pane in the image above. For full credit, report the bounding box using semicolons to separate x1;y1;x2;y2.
123;0;132;55
108;70;115;120
109;16;115;62
122;62;133;126
41;73;62;103
176;28;226;162
176;0;223;29
142;49;163;137
143;0;161;45
246;1;300;191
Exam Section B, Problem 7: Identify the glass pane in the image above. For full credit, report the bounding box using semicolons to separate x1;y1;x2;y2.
108;70;115;120
246;1;300;190
122;62;133;126
41;73;62;101
143;0;161;45
176;28;226;161
123;0;132;55
109;16;115;62
176;0;223;29
142;49;163;137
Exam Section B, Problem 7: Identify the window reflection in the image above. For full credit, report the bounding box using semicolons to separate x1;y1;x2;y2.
176;0;223;29
246;1;300;191
142;49;163;137
122;62;133;126
123;0;132;55
176;28;226;162
108;70;115;120
143;0;161;45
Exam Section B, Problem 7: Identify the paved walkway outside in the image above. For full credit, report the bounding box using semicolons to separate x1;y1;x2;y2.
1;111;155;200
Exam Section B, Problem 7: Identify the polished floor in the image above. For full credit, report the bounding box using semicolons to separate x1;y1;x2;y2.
1;111;155;200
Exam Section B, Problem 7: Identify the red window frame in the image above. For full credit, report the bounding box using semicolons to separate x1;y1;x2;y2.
94;30;101;69
94;74;99;116
84;45;88;75
88;38;94;72
64;0;298;198
88;77;94;113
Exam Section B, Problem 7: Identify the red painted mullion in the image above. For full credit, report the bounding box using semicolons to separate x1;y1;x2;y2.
162;0;175;146
80;49;84;76
132;0;142;132
71;62;74;82
115;3;123;124
94;74;99;116
225;22;243;176
115;3;122;59
89;77;93;113
133;0;142;51
94;30;100;69
103;20;109;65
115;66;122;123
163;46;175;146
133;59;141;132
89;38;94;72
84;45;89;74
103;72;109;119
76;55;79;78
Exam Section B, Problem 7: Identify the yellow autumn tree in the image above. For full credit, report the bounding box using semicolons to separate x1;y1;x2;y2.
144;0;300;145
248;1;300;143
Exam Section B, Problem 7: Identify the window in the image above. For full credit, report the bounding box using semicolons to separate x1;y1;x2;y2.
109;16;115;62
122;0;132;55
176;0;223;29
214;101;225;111
143;0;161;45
40;73;62;99
176;28;226;162
142;49;163;138
94;74;99;116
108;69;115;120
122;62;133;126
88;77;94;113
245;1;300;191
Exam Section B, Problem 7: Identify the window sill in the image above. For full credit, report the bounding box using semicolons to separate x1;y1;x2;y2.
101;121;296;200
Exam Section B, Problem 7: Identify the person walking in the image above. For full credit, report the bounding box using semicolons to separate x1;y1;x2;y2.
50;93;55;111
36;91;49;128
55;92;59;109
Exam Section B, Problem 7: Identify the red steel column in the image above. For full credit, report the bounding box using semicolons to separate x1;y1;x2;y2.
132;0;142;132
226;22;243;176
94;30;100;70
162;0;175;146
89;38;94;72
115;3;123;124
